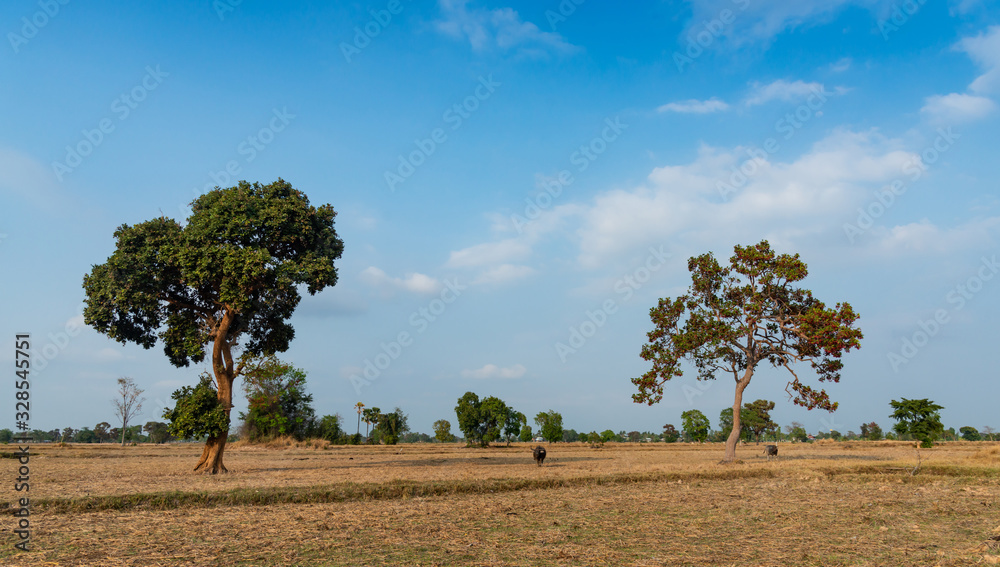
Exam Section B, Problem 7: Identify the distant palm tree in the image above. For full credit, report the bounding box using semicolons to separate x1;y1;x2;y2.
355;402;365;436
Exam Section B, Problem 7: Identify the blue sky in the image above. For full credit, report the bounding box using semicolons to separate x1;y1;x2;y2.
2;0;998;438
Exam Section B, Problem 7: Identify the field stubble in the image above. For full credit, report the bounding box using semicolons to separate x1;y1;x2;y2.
2;441;999;566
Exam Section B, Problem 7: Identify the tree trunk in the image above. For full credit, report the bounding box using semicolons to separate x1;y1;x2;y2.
196;309;237;474
120;420;127;447
193;432;229;474
723;369;754;462
195;373;234;474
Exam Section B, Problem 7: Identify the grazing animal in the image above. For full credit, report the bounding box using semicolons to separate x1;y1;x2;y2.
763;444;778;461
533;446;546;466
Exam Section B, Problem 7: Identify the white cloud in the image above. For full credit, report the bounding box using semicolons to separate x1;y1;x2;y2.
745;79;842;106
451;128;983;280
574;129;918;268
461;363;526;379
435;0;578;56
829;57;852;73
0;147;63;209
870;217;1000;256
680;1;882;48
472;264;534;285
67;313;85;329
360;267;442;295
919;27;1000;126
958;25;1000;95
339;366;363;380
299;288;369;317
657;98;729;114
920;93;996;123
951;0;993;15
447;238;531;268
93;348;124;362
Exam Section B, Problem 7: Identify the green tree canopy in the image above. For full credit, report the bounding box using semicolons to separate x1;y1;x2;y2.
433;419;456;443
504;410;526;445
478;397;511;445
239;356;316;441
960;426;981;441
83;180;343;472
454;392;518;447
890;398;944;448
74;427;96;443
163;375;230;441
518;425;533;443
94;422;112;443
375;407;409;445
455;392;485;446
362;407;382;439
741;399;777;442
662;423;679;443
681;409;710;442
786;422;808;443
860;421;883;441
143;421;172;444
632;241;863;461
534;410;564;443
315;415;342;443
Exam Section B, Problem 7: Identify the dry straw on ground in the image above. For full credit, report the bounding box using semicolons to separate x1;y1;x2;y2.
2;441;998;566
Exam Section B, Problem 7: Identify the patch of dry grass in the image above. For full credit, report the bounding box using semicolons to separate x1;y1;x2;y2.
2;441;998;566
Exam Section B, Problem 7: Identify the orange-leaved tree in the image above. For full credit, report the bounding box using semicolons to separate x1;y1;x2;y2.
631;240;863;462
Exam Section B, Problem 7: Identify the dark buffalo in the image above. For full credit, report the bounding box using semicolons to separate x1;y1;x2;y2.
763;444;778;460
533;446;546;466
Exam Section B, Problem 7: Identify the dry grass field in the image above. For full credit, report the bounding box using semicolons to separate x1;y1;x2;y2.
2;440;999;566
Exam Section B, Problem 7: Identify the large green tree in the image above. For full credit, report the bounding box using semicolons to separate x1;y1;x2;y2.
503;409;526;445
741;399;777;443
455;392;485;446
632;241;863;462
890;398;944;449
454;392;514;447
662;424;679;443
433;419;456;443
315;415;343;443
534;410;564;443
959;426;981;441
519;425;533;442
478;396;511;446
83;179;343;473
375;407;409;445
239;356;316;441
681;409;710;442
